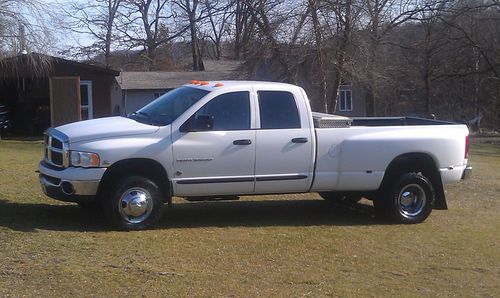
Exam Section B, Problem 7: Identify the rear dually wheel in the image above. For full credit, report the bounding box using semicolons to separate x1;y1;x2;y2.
375;172;435;224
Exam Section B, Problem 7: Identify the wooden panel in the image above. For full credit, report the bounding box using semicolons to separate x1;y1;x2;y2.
49;76;80;127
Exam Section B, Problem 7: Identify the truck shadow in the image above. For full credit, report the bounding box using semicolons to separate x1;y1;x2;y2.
160;199;383;229
0;199;108;232
0;198;385;232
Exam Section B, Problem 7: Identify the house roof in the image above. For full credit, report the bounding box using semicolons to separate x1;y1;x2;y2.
117;60;244;90
0;52;120;78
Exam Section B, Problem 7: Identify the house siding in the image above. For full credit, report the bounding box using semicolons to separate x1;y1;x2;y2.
0;54;119;135
334;84;367;117
51;64;116;118
123;89;171;115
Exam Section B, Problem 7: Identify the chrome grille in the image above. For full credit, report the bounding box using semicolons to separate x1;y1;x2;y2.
44;129;69;168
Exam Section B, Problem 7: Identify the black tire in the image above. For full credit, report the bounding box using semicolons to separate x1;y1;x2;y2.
318;192;362;204
104;176;163;230
374;172;435;224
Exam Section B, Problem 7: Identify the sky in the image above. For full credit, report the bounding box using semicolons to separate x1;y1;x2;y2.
11;0;96;58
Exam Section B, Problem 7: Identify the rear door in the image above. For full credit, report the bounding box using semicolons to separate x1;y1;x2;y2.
171;91;256;196
254;90;315;193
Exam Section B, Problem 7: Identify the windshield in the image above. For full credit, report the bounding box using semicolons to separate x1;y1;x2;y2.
129;86;210;126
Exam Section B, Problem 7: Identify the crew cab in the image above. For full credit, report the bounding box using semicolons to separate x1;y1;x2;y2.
39;81;472;230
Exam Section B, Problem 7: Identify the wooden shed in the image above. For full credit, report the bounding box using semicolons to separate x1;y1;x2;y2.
0;53;119;135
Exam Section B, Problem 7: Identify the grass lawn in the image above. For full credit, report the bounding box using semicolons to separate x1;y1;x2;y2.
0;140;498;296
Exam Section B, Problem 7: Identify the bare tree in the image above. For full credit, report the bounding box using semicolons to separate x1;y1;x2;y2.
64;0;123;66
204;0;233;60
117;0;188;70
324;0;357;113
0;0;55;55
243;0;310;81
173;0;207;70
233;0;255;59
438;1;500;125
309;0;328;112
359;0;433;116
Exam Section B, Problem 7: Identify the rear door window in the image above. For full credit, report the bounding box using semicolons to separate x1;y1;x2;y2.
258;91;301;129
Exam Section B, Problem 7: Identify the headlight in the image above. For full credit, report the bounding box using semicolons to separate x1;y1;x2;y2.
70;151;100;167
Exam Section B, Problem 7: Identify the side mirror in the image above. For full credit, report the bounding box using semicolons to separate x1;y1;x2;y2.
180;114;214;132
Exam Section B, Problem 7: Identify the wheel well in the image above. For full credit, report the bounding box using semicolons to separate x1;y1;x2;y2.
379;153;447;210
97;158;171;203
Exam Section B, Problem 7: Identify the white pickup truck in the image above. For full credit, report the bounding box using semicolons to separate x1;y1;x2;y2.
39;81;472;230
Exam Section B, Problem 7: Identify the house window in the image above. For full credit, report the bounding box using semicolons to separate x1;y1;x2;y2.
154;92;164;99
338;87;352;112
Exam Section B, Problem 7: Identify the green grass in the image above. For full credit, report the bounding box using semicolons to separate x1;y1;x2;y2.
0;140;498;296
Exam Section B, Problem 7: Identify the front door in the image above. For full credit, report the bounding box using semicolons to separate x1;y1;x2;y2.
172;91;256;196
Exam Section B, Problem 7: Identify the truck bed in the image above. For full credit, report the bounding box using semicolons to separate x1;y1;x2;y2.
350;117;456;126
312;112;457;128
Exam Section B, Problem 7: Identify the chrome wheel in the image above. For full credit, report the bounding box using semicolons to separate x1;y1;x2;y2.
397;183;426;218
118;187;153;224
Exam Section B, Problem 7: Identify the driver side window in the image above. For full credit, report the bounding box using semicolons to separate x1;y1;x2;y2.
195;91;250;131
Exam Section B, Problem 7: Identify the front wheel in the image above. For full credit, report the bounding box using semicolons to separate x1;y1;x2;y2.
374;172;435;224
104;176;163;230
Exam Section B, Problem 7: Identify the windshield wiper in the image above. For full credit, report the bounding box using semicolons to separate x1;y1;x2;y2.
130;111;155;125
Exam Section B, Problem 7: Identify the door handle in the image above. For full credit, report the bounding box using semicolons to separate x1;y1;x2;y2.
233;139;252;145
292;137;308;143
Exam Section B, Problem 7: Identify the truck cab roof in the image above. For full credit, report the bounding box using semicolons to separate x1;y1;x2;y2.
184;80;302;92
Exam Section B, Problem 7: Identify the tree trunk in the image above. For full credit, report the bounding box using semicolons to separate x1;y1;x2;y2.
424;67;431;114
145;45;156;71
309;0;327;113
215;38;222;60
365;42;377;116
190;24;205;71
365;1;379;117
105;27;112;67
328;0;351;114
188;0;204;71
473;48;480;117
330;73;342;114
234;0;242;59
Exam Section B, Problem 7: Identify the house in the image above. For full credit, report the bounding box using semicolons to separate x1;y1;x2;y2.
0;52;119;135
335;83;367;117
241;58;367;117
112;60;243;115
113;61;366;117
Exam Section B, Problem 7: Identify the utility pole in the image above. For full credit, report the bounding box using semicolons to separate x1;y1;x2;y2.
19;23;27;54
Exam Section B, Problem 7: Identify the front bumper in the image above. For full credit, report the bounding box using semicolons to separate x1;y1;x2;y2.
39;161;106;203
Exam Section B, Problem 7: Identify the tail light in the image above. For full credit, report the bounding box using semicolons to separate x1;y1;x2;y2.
465;134;470;159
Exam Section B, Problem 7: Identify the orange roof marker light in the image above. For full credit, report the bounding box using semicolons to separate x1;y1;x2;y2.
188;80;210;85
214;83;224;87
